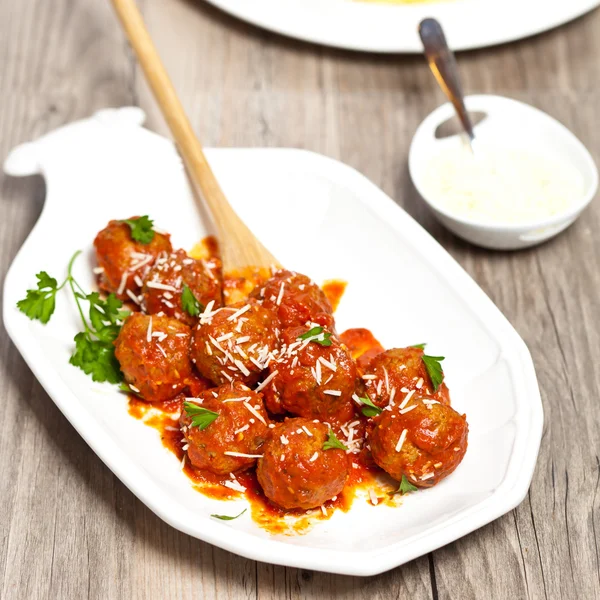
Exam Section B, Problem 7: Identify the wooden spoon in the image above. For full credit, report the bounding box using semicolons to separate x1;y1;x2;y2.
110;0;280;272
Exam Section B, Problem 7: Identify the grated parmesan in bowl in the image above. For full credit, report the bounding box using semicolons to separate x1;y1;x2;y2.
421;141;585;225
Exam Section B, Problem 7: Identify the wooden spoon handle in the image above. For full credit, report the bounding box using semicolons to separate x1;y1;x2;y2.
110;0;280;270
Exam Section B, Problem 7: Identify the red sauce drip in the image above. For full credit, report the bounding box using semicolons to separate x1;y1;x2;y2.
189;235;220;260
223;266;271;306
203;236;220;258
340;327;385;370
322;279;347;312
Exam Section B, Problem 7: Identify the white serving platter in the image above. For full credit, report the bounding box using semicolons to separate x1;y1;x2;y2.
203;0;600;53
2;108;543;576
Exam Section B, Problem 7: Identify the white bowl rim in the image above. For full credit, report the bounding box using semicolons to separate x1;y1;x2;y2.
409;94;599;232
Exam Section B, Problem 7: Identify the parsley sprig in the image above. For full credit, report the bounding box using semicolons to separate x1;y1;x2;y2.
412;343;427;350
357;395;382;417
17;271;63;324
18;251;128;383
322;430;347;451
120;216;155;244
389;475;418;496
181;284;204;317
298;326;332;347
211;508;247;521
183;401;219;430
422;354;445;391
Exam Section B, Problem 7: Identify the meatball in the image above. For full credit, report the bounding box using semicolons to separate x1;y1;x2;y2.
253;270;334;330
191;300;280;386
262;326;357;424
141;249;222;326
94;218;172;301
362;347;450;408
181;382;270;475
370;397;468;488
114;313;195;403
257;418;349;510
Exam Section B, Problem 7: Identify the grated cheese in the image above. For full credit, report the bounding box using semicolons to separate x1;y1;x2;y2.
395;429;408;452
422;141;584;224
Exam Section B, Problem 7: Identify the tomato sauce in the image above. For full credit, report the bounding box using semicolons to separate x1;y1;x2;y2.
321;279;347;312
122;239;403;533
222;266;271;306
125;323;402;533
340;327;385;370
188;235;220;261
128;389;402;533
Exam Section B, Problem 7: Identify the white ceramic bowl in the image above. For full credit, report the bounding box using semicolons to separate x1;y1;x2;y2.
409;95;598;250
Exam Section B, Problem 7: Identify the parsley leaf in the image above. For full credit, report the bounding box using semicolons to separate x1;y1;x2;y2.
17;271;62;324
184;401;219;430
70;332;123;384
181;284;204;317
322;430;347;451
357;395;382;417
121;216;155;244
389;475;419;496
298;326;332;347
412;343;427;350
422;354;445;391
19;251;126;384
87;292;125;342
211;508;247;521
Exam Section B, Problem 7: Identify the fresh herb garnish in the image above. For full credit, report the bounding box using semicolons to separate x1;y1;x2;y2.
17;251;128;383
181;284;204;317
298;326;332;347
120;216;155;244
119;382;142;396
389;475;418;496
211;508;247;521
412;343;427;350
70;332;122;383
17;271;61;324
322;430;347;451
422;354;445;391
183;401;219;430
357;395;382;417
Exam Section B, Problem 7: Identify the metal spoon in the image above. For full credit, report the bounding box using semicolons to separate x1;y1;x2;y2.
418;18;476;154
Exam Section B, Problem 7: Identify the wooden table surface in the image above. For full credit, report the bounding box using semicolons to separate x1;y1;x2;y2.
2;1;599;598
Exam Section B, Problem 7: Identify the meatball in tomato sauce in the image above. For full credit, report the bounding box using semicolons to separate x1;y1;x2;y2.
253;270;334;330
142;249;222;326
94;218;172;302
114;313;195;403
262;326;357;424
257;418;349;510
370;397;468;488
361;347;450;408
181;382;270;476
191;300;280;387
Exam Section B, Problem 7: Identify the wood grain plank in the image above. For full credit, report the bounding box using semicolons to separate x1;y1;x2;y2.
0;1;138;599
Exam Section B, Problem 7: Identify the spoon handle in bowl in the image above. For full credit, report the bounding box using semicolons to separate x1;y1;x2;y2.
418;18;475;146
